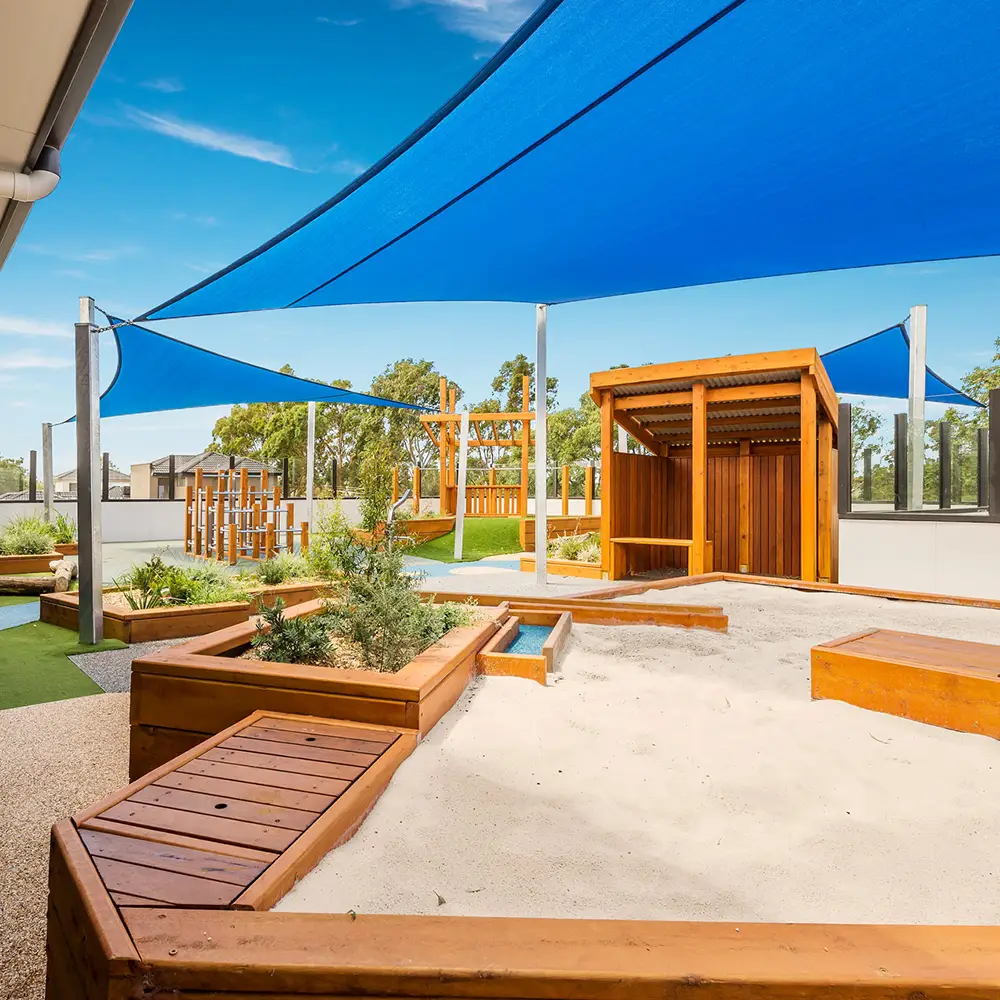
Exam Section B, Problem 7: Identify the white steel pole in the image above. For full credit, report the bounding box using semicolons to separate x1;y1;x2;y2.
907;304;927;510
453;410;470;560
75;297;102;643
534;304;548;587
41;422;53;521
306;400;316;528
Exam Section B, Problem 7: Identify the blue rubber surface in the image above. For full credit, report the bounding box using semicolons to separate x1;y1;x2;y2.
0;601;40;632
507;624;553;655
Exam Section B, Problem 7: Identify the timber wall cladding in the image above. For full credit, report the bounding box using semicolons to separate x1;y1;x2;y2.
612;450;798;576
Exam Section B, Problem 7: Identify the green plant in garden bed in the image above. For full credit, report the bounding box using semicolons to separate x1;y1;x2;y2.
114;555;251;610
549;531;601;563
251;552;313;586
0;514;55;555
270;500;476;673
50;511;77;544
251;598;333;666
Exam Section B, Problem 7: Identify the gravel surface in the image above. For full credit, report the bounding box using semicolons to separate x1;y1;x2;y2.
0;693;129;1000
69;637;187;692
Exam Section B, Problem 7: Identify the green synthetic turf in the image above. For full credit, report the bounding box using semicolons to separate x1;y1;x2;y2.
406;517;521;564
0;620;125;710
0;596;36;607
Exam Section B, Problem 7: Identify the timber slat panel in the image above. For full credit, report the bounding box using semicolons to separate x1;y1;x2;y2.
255;714;398;744
812;629;1000;738
155;770;335;812
240;723;394;755
80;828;267;885
74;711;406;932
98;801;300;852
132;784;318;831
219;734;380;767
93;856;241;907
201;746;366;781
177;757;352;797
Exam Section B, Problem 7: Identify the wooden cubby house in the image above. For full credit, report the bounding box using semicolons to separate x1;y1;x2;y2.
591;349;839;582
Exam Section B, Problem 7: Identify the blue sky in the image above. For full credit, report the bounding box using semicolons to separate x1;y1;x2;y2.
0;0;997;472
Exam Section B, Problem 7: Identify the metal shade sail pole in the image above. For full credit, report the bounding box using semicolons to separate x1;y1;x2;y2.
453;410;470;560
41;422;53;520
907;304;927;511
75;296;102;643
306;400;316;529
535;304;548;586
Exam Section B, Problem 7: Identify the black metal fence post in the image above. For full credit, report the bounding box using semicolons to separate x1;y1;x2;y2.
28;450;37;503
282;457;290;496
939;421;952;509
862;448;872;502
894;413;908;510
331;458;338;498
978;427;990;509
168;454;176;500
837;402;852;514
102;452;110;502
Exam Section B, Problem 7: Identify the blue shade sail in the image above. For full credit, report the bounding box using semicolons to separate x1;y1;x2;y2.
821;326;982;407
67;319;422;420
141;0;1000;320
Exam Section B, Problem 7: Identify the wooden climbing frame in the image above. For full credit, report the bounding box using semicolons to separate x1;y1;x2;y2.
183;466;309;564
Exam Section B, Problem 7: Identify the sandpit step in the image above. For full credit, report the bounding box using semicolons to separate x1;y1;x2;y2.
812;629;1000;738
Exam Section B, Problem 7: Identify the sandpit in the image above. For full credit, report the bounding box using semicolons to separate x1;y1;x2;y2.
277;581;1000;924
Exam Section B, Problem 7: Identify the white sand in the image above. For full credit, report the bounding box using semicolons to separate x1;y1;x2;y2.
419;569;616;598
277;582;1000;924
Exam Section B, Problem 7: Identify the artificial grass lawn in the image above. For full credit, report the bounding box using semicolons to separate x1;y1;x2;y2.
0;596;36;607
406;517;521;563
0;620;125;710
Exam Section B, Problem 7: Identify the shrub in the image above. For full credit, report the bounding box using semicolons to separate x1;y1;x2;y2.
251;598;332;665
0;515;55;555
358;443;394;532
116;555;249;607
549;531;601;563
255;552;311;586
51;512;77;544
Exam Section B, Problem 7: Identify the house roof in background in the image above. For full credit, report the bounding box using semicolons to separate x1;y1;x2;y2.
0;0;134;270
149;452;279;476
54;466;130;482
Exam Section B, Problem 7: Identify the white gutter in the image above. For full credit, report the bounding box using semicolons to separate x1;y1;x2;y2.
0;146;60;203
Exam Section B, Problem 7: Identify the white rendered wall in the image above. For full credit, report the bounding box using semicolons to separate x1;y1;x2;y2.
0;501;186;543
839;517;1000;600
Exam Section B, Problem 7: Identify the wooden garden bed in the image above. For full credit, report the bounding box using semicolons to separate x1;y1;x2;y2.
519;514;600;550
39;580;325;643
0;550;61;574
519;554;603;578
128;599;505;779
54;542;79;556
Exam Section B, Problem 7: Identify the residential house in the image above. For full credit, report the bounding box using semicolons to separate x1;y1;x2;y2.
130;452;280;499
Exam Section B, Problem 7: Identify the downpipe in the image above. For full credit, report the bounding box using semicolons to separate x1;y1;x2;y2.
0;146;60;202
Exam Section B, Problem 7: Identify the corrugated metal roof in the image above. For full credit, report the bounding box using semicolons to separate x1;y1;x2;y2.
612;369;803;398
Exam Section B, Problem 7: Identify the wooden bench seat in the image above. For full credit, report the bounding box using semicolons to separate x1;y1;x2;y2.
812;629;1000;738
69;710;416;912
610;537;714;576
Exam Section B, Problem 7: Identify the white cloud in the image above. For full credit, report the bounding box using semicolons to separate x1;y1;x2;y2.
328;158;369;177
125;107;297;169
0;350;72;370
141;78;184;93
317;16;361;25
23;243;140;264
395;0;533;42
0;315;69;338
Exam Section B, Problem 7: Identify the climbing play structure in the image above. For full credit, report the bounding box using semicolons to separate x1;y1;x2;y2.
183;466;308;564
420;375;535;517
